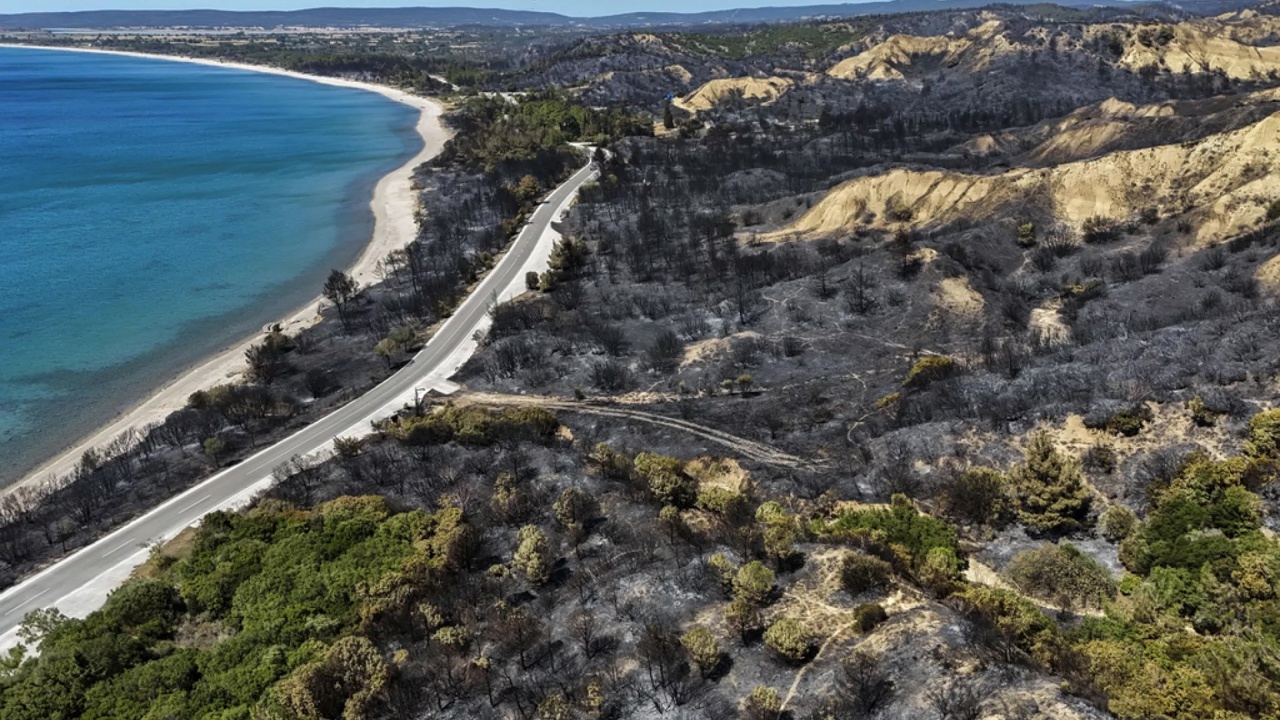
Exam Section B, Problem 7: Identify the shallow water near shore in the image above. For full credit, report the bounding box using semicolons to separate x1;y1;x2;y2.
0;47;422;486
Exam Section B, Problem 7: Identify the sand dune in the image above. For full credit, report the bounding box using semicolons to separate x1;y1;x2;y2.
674;76;794;111
771;111;1280;244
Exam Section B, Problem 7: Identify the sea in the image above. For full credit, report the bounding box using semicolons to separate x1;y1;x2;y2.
0;46;423;486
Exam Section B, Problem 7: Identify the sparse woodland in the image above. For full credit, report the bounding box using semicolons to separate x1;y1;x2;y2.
7;4;1280;719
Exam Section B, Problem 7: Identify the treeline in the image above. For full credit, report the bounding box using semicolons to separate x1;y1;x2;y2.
440;91;652;174
0;496;470;719
6;400;1279;719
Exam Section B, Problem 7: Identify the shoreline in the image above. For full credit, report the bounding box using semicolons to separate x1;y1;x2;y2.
0;43;451;496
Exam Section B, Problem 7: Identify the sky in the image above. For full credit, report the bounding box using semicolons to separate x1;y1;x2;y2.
0;0;847;16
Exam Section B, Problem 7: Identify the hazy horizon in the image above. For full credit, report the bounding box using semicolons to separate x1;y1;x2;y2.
0;0;874;17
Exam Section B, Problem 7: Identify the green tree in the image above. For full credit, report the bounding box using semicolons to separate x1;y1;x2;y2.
634;452;696;508
512;525;551;585
734;561;776;605
764;616;812;663
742;685;782;720
513;174;542;205
680;625;721;676
552;487;597;531
725;596;760;644
203;436;227;467
1010;431;1091;534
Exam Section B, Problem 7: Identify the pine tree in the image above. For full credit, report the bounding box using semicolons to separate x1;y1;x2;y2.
1010;431;1091;534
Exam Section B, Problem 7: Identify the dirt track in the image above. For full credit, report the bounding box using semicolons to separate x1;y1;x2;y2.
457;392;815;469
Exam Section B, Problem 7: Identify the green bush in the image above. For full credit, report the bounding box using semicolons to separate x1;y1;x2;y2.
1004;542;1116;610
1017;222;1037;247
1100;505;1138;542
854;603;889;632
944;467;1009;526
951;585;1061;667
1085;405;1154;437
1246;410;1280;458
763;617;812;663
1082;216;1121;244
903;356;959;391
680;625;721;675
1;498;468;720
634;452;697;508
513;525;552;585
734;561;776;606
1186;396;1221;427
823;494;960;572
742;686;782;720
841;552;893;596
392;405;558;447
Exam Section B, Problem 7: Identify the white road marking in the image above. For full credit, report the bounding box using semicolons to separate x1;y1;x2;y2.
178;494;211;513
3;588;48;617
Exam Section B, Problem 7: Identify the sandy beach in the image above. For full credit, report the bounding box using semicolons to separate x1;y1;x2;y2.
0;44;451;495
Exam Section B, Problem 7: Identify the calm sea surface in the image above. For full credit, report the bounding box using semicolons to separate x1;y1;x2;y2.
0;47;422;485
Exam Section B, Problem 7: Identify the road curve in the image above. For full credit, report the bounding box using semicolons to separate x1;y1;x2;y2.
0;157;598;645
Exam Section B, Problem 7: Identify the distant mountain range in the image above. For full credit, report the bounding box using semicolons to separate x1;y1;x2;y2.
0;0;1261;31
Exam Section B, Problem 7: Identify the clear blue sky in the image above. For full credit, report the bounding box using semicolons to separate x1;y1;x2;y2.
0;0;847;16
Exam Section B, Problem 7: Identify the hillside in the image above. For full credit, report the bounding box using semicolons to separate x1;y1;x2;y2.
0;0;1260;31
6;4;1280;720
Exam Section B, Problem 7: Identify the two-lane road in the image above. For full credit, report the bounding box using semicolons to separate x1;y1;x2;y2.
0;158;598;644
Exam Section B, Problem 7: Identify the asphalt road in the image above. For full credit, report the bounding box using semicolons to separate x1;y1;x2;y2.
0;158;598;641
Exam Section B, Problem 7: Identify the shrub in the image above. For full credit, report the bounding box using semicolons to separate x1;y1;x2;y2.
332;436;363;459
1082;216;1121;244
680;625;720;676
874;391;902;410
646;330;684;373
1085;405;1153;437
841;551;893;595
903;355;959;391
634;452;696;508
552;487;598;530
697;486;749;518
1005;542;1116;611
764;617;812;663
944;467;1008;526
824;495;960;571
742;686;782;720
950;585;1061;667
1186;396;1221;427
708;553;738;595
1082;444;1118;475
854;602;889;632
887;196;914;222
835;650;894;714
734;561;776;605
1100;505;1138;542
919;546;963;595
1246;410;1280;458
1016;222;1037;247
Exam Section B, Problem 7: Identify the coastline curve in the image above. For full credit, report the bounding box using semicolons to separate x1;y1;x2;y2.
0;44;451;496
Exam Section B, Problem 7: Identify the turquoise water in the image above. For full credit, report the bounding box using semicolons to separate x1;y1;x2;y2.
0;47;422;485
